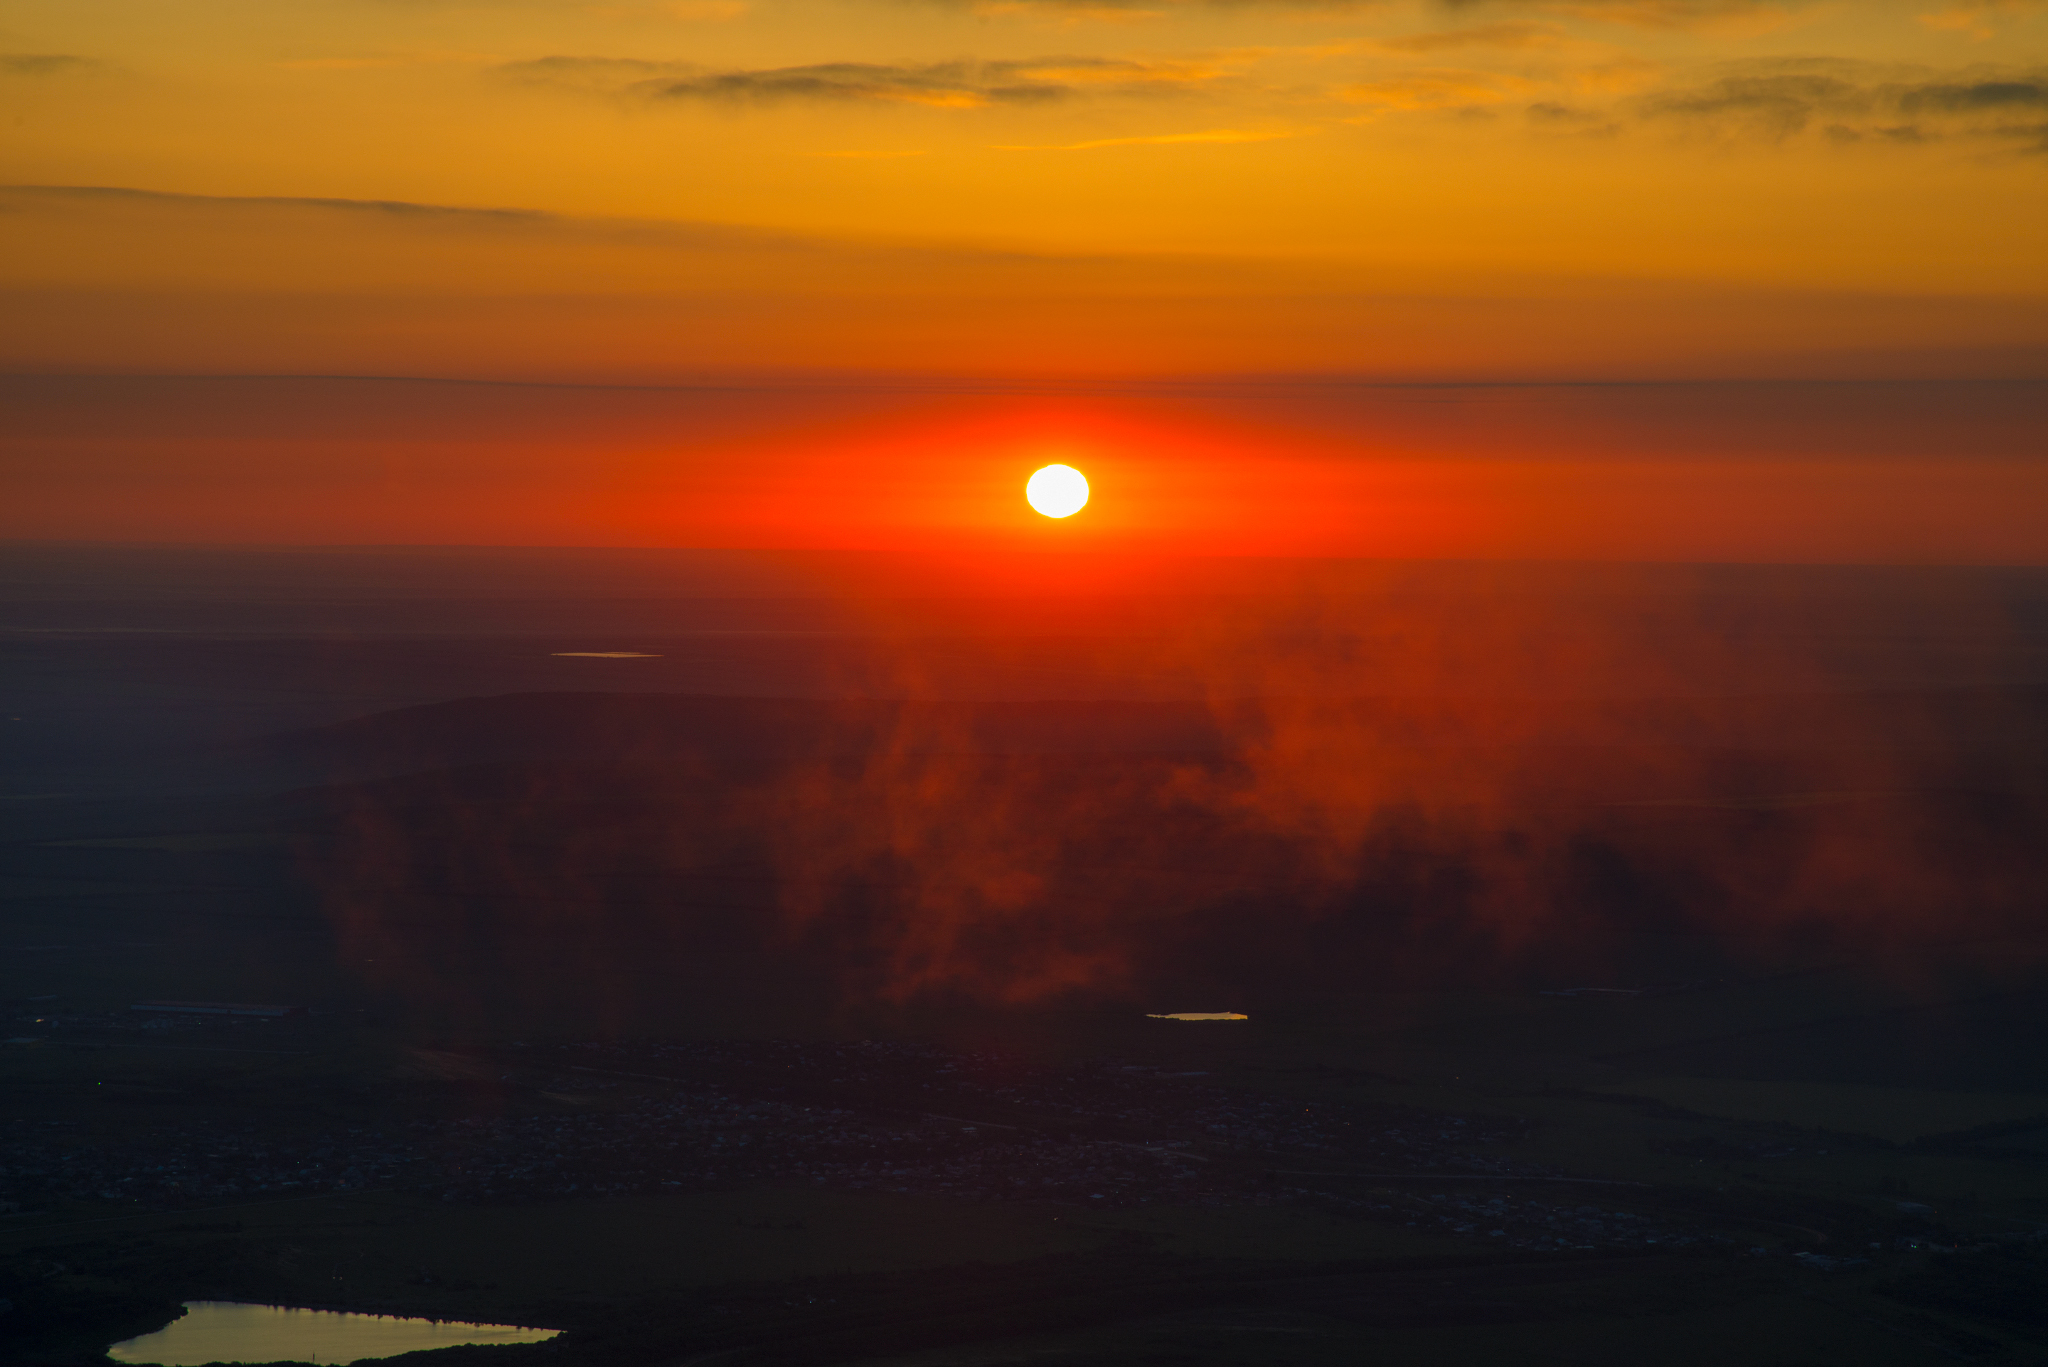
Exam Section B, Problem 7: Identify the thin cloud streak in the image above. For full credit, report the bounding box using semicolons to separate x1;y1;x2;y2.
1367;21;1572;50
1439;0;1806;32
0;54;99;76
994;125;1310;147
2;183;558;224
1920;0;2048;37
499;54;1224;108
1631;60;2048;146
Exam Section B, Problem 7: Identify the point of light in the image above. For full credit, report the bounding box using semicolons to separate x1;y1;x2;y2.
1026;464;1089;518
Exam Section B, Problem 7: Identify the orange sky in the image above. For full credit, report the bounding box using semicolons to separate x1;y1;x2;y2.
5;375;2045;560
6;0;2048;383
2;0;2046;555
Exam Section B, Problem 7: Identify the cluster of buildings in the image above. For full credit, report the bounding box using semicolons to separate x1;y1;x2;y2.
1294;1187;1709;1253
606;1037;1532;1171
2;1028;1700;1253
1;1120;420;1206
425;1094;1212;1207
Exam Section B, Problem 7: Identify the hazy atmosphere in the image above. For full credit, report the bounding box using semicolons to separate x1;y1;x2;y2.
5;0;2048;1364
7;0;2048;379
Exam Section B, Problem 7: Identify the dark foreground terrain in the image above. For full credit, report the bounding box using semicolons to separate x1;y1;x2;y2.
7;973;2048;1366
4;549;2048;1365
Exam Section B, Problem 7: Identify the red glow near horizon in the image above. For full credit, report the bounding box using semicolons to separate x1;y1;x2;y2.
3;377;2047;564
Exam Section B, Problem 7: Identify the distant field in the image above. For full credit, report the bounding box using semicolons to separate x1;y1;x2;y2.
1594;1078;2048;1145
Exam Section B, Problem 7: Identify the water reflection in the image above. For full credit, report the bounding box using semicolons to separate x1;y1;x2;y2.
1146;1012;1248;1021
109;1301;560;1366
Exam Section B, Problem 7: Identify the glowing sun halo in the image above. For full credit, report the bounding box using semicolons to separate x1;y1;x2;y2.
1026;464;1089;518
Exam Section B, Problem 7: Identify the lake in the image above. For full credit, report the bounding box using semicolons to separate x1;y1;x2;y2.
108;1301;561;1365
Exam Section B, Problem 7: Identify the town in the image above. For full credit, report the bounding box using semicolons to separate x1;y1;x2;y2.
4;1017;1718;1258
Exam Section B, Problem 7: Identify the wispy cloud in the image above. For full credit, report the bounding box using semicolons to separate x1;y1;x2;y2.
968;0;1168;21
500;54;1223;107
1310;47;2048;150
0;183;557;224
1524;99;1621;131
497;55;697;91
1638;69;1866;134
1368;21;1570;51
1440;0;1803;34
647;62;1067;108
1920;0;2048;38
1632;59;2048;147
1898;75;2048;112
1345;67;1536;109
275;52;501;72
996;124;1309;148
923;0;1375;18
0;182;856;260
0;54;98;77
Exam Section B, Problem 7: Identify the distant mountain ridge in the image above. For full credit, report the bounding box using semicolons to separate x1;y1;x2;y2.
258;693;1231;783
256;685;2048;786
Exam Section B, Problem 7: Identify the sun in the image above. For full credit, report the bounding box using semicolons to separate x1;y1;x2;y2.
1026;464;1089;519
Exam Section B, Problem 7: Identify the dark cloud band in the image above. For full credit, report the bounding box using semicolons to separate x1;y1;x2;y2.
1;54;96;77
498;55;1211;107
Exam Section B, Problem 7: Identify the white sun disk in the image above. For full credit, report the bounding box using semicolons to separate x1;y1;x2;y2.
1027;464;1089;518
